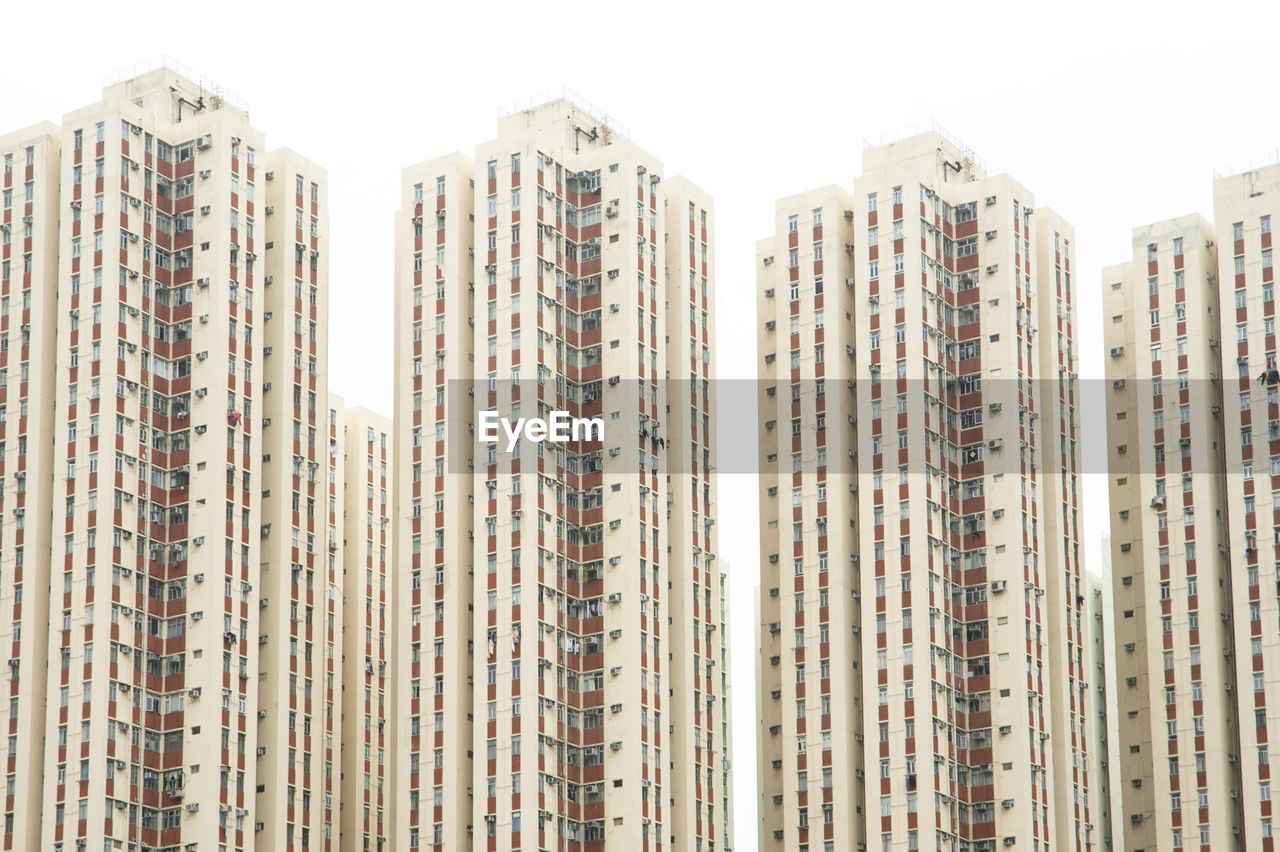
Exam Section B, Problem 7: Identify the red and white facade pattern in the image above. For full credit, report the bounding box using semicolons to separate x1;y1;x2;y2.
1107;162;1280;850
338;403;391;852
257;148;340;852
392;100;731;852
30;68;268;852
1217;166;1280;849
759;133;1096;852
1105;216;1242;849
0;122;60;852
0;67;384;852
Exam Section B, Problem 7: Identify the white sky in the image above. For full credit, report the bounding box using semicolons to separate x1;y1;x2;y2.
6;1;1280;843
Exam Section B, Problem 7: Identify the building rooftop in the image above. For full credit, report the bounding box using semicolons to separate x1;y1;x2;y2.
500;88;630;141
103;56;249;117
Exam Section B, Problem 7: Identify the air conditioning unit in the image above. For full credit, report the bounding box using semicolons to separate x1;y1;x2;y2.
990;580;1007;593
196;135;213;149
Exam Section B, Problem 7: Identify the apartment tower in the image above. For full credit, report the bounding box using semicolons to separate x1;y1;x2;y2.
1086;573;1118;852
757;131;1097;851
255;144;340;851
336;401;392;851
1105;161;1280;849
392;98;731;852
0;66;348;852
0;122;61;852
1103;214;1237;849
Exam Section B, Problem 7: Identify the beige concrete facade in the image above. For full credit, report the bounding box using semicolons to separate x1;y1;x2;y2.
1107;162;1280;850
756;183;863;852
392;99;731;852
1087;571;1119;852
1213;164;1280;849
1103;214;1243;850
758;132;1098;851
38;69;272;852
0;66;388;852
0;121;61;852
337;401;392;851
255;144;340;851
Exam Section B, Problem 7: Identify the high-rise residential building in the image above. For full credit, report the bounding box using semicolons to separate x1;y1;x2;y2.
1212;165;1280;849
757;131;1097;851
1086;571;1119;852
1104;161;1280;849
336;400;392;851
0;121;61;852
1104;214;1232;851
392;98;731;852
756;183;863;852
0;63;382;852
255;144;340;852
39;68;270;852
